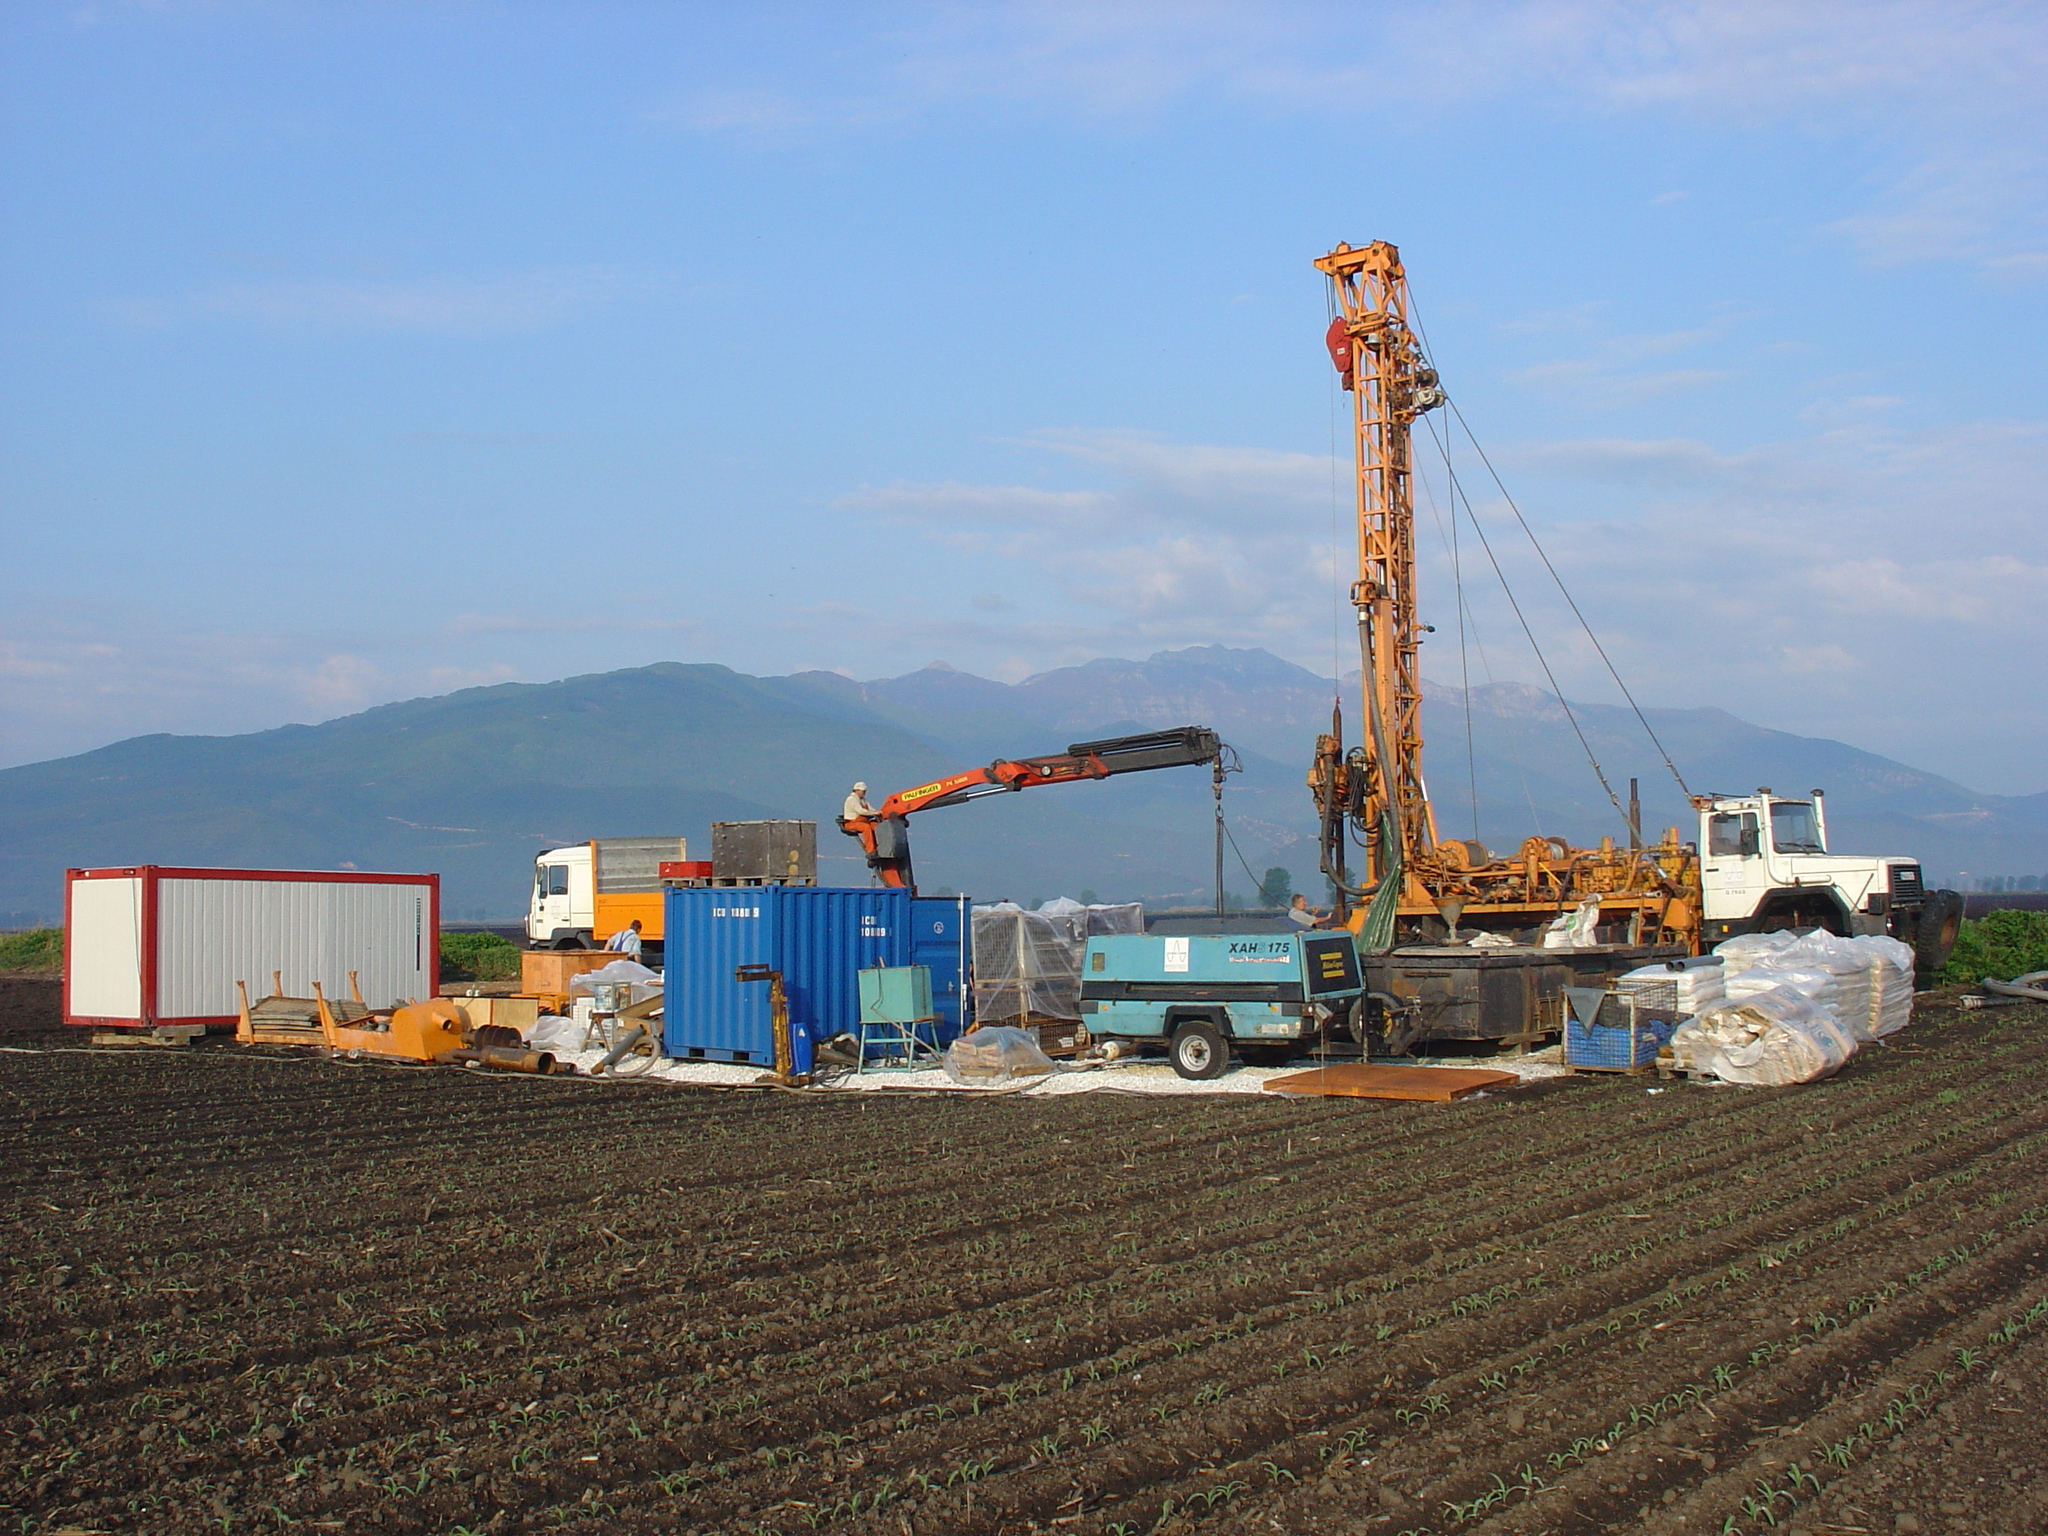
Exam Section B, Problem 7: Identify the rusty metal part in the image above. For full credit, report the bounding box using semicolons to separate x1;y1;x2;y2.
1262;1063;1517;1101
736;965;810;1086
590;1024;649;1077
457;1046;557;1074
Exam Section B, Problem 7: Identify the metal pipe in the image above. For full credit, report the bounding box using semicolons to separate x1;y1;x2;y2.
590;1024;647;1076
452;1046;558;1075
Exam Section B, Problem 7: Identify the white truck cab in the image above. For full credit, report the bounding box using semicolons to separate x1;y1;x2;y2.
1696;789;1960;968
529;844;595;948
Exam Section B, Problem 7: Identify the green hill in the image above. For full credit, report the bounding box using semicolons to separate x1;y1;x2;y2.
3;647;2039;924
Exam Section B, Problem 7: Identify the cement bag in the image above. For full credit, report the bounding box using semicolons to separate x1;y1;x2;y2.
1541;897;1604;950
526;1013;580;1051
1673;985;1858;1086
1714;930;1801;976
1851;934;1916;1037
944;1025;1056;1085
1617;958;1725;1016
1774;931;1881;1042
1726;965;1841;1011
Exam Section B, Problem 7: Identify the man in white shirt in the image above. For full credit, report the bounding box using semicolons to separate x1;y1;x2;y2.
605;919;644;960
843;781;878;821
1288;894;1332;930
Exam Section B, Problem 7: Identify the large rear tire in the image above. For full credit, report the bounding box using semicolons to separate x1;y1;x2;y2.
1169;1020;1228;1081
1912;890;1964;973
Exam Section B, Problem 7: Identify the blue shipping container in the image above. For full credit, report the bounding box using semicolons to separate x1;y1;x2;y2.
909;894;973;1044
663;886;912;1070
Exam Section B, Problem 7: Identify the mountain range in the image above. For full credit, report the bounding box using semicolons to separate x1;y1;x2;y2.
3;645;2041;924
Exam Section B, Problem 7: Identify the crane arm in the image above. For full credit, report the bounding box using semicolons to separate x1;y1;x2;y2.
840;727;1222;891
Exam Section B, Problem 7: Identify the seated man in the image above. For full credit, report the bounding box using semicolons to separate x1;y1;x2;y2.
1287;894;1333;930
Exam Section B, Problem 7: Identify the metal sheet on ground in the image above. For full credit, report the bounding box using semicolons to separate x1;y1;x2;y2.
1262;1062;1520;1101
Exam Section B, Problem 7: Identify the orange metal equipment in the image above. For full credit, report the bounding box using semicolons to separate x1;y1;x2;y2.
1312;241;1698;949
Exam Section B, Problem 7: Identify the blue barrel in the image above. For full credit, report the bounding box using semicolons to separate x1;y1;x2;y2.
663;887;912;1067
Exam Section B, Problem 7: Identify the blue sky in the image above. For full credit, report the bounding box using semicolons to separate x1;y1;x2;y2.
3;1;2044;792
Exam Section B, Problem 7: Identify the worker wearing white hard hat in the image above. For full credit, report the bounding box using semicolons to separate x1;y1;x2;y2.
843;782;878;822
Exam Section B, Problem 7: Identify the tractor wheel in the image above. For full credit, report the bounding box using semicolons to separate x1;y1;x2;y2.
1169;1019;1228;1081
1913;890;1964;973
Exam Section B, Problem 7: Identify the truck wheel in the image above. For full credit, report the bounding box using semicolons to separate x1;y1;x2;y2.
1912;890;1964;973
551;934;589;951
1169;1020;1228;1081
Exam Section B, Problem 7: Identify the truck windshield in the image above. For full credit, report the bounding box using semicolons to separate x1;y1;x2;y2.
1770;802;1825;853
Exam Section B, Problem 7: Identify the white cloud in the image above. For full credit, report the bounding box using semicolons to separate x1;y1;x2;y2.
833;405;2048;785
663;2;2048;275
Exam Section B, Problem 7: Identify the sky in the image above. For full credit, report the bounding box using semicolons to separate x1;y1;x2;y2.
2;1;2044;793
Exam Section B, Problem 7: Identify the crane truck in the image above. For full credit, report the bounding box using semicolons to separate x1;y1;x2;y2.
1309;240;1961;1046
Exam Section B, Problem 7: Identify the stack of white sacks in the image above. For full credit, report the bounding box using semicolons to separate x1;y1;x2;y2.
1614;955;1727;1017
1665;930;1916;1086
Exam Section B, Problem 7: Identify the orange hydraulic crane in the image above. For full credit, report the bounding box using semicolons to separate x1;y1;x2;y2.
840;727;1223;893
1310;241;1698;950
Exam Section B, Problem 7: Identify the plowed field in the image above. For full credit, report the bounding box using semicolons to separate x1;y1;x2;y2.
5;977;2047;1536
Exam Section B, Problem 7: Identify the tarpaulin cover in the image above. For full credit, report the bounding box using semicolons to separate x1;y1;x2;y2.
970;899;1146;1023
1672;984;1858;1086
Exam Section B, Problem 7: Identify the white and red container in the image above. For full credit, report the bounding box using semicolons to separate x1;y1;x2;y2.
64;866;440;1030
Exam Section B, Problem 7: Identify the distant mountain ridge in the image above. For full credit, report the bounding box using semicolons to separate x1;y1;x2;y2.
0;646;2038;924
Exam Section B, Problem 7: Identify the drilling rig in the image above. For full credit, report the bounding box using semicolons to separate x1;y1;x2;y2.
1310;241;1696;1044
1308;241;1957;1049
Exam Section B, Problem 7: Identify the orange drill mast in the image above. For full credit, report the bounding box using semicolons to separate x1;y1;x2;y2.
1311;241;1699;948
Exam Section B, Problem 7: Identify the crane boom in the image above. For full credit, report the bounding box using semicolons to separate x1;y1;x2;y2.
841;727;1223;892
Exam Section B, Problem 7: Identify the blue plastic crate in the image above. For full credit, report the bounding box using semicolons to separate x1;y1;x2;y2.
1565;1015;1675;1070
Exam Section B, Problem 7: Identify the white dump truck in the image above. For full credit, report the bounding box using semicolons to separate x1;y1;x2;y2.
1694;789;1961;969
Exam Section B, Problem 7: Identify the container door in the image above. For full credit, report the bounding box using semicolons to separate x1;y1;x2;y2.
662;886;774;1063
775;887;912;1047
911;895;972;1043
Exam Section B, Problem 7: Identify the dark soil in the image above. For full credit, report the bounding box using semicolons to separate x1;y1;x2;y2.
4;986;2046;1535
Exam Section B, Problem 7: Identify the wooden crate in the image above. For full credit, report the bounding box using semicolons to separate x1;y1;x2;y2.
520;951;620;1008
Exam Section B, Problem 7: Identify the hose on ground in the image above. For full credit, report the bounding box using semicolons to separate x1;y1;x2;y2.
1981;970;2048;1003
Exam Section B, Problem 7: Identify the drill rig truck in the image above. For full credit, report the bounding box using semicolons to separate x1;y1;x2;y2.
1311;240;1960;1051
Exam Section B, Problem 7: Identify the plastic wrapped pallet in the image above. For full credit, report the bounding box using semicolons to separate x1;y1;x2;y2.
1670;984;1859;1086
971;903;1085;1023
1084;902;1146;936
1713;930;1803;976
1617;957;1725;1016
943;1025;1056;1084
1778;932;1913;1038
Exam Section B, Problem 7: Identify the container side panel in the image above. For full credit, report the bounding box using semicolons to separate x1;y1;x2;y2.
781;888;909;1041
66;877;145;1021
155;879;432;1020
911;894;972;1040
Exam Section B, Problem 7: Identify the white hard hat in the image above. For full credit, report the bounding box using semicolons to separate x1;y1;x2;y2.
853;782;867;792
